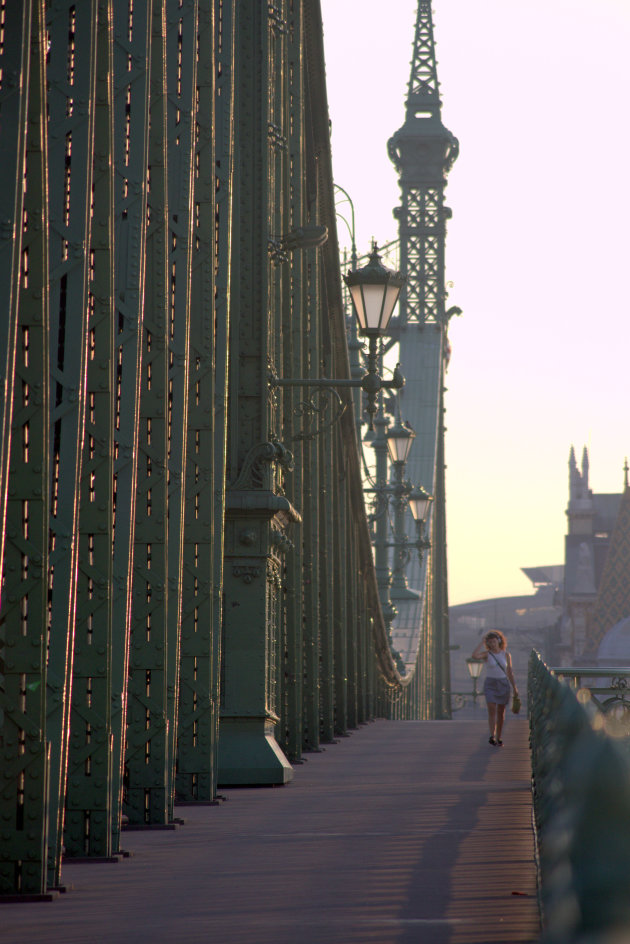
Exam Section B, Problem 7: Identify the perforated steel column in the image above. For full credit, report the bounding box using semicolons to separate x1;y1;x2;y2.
64;0;117;860
110;0;151;851
175;0;219;802
165;0;196;808
45;0;97;886
0;0;50;895
124;0;170;827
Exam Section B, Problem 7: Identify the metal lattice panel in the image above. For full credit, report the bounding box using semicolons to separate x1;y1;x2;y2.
408;1;440;106
398;188;446;327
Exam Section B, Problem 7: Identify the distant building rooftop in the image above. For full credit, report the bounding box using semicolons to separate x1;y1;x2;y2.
521;565;564;588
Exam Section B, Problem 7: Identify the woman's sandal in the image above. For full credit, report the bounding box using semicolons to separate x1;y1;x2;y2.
497;739;503;746
489;736;497;745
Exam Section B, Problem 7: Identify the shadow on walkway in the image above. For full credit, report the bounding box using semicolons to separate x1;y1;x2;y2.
2;719;540;944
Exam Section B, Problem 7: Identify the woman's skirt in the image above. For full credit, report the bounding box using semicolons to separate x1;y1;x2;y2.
483;677;511;705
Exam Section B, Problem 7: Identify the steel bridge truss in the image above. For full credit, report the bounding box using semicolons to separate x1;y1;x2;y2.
0;0;420;899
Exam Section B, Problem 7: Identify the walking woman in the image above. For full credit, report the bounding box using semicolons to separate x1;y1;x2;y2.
471;631;519;746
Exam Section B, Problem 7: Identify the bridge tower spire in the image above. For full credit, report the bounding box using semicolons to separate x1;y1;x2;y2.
388;0;458;327
405;0;440;119
386;2;458;718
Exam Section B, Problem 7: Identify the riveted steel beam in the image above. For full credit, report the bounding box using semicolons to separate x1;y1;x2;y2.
45;0;98;887
124;0;170;827
0;3;31;588
175;0;220;804
164;0;196;810
64;0;117;861
0;0;50;896
218;0;298;786
110;0;151;851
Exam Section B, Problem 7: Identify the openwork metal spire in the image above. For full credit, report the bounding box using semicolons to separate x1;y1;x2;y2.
406;0;440;118
388;0;458;325
384;0;459;717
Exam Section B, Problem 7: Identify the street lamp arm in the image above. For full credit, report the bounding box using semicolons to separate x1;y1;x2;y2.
334;183;356;258
271;376;364;389
269;357;406;432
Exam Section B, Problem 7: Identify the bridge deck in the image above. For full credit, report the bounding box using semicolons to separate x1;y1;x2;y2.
4;720;540;944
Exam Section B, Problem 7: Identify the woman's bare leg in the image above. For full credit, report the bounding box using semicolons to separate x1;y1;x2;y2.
495;704;506;742
487;702;497;739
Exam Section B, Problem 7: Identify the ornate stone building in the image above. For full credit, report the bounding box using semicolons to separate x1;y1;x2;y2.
557;447;630;665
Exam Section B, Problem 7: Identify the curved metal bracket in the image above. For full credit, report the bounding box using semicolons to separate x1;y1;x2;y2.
290;387;346;442
268;224;328;266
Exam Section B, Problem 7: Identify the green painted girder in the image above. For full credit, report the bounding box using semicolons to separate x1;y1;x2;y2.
346;516;359;729
110;0;152;852
124;0;170;827
175;0;219;803
333;446;348;735
300;255;322;754
319;430;335;742
0;0;51;896
64;0;117;860
164;0;196;814
218;0;296;787
0;3;31;588
301;427;321;753
433;387;452;719
274;2;304;763
209;0;235;799
45;0;98;887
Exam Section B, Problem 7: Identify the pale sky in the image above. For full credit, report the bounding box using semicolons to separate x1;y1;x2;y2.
321;0;630;606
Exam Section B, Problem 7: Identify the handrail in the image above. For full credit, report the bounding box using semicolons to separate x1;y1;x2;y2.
549;666;630;679
529;651;630;941
547;666;630;730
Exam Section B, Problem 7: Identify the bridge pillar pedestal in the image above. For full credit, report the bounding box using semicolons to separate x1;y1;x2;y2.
219;484;300;786
218;718;293;786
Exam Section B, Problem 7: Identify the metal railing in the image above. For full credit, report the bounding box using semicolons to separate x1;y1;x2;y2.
529;652;630;942
549;667;630;734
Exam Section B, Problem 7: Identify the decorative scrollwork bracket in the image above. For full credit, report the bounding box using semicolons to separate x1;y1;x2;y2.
268;223;328;267
290;387;347;442
269;349;404;434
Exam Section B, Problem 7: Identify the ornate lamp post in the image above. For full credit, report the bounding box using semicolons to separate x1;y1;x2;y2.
370;409;397;624
366;407;433;628
270;245;405;434
386;419;417;600
335;185;363;429
466;658;485;703
408;485;433;562
344;247;405;428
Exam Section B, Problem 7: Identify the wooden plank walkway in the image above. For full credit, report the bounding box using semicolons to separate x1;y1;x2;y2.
3;719;540;944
